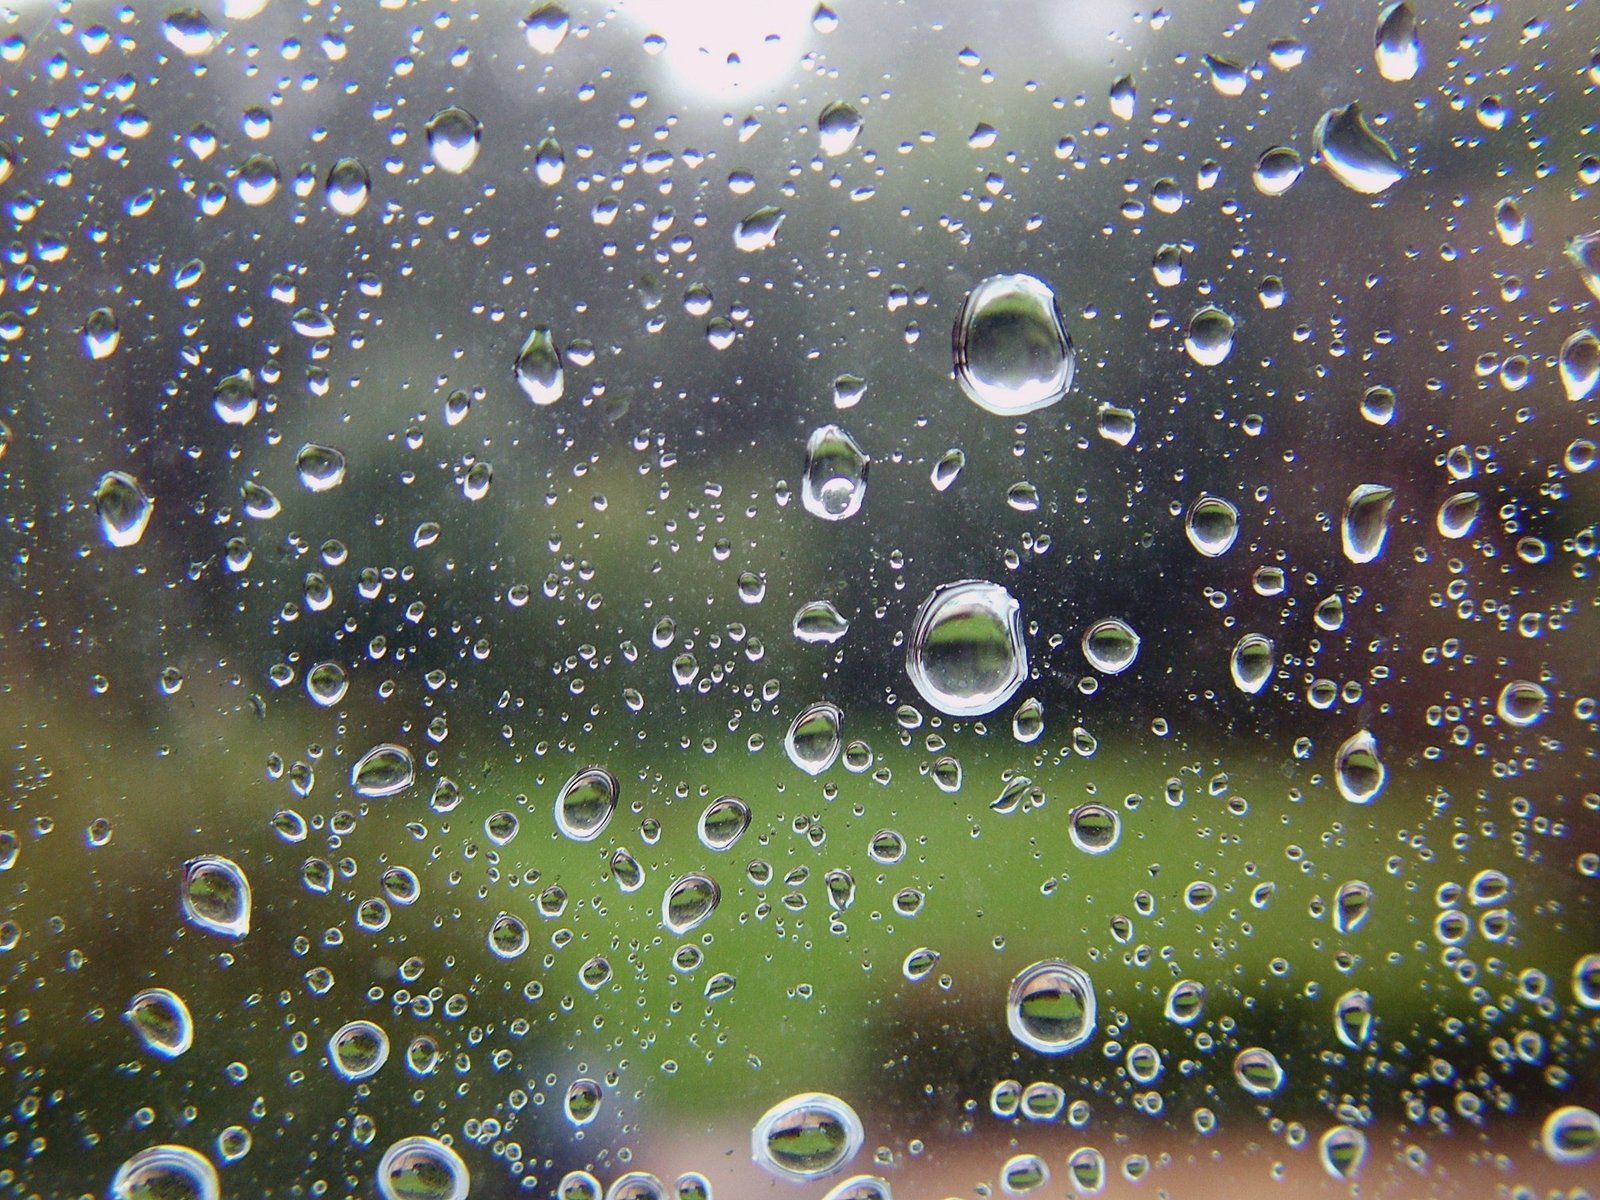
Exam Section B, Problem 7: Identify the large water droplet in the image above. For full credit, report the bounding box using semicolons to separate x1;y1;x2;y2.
125;988;194;1058
734;205;786;251
306;661;348;707
376;1135;470;1200
1333;880;1374;934
514;325;565;405
555;766;619;841
180;855;251;938
1314;101;1405;194
818;100;863;157
96;471;154;548
564;1078;602;1127
426;106;482;174
1081;618;1139;675
751;1092;864;1181
296;443;347;492
1341;483;1395;563
1164;979;1206;1026
326;156;371;216
329;1020;390;1081
662;872;720;935
952;273;1074;416
1253;146;1303;196
785;702;843;775
1068;804;1120;855
1542;1106;1600;1164
794;600;850;644
1066;1148;1105;1194
534;136;565;185
523;3;570;53
1230;633;1274;694
1566;233;1600;301
698;795;750;851
1233;1047;1285;1096
212;369;258;425
163;10;219;56
1497;679;1547;727
1184;305;1235;366
906;580;1027;717
931;448;966;491
1185;494;1239;556
110;1145;219;1200
84;306;120;359
1318;1126;1368;1180
1374;2;1421;81
1007;960;1096;1054
1560;328;1599;402
487;912;529;959
1334;988;1373;1049
351;744;415;798
1437;491;1480;539
802;424;869;520
1335;730;1386;804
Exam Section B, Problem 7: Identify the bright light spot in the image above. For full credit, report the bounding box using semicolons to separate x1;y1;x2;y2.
621;0;817;99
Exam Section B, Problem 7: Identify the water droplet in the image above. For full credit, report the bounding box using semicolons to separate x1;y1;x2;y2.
1566;232;1600;301
240;480;282;519
697;795;750;851
555;766;619;841
1494;196;1528;245
1333;880;1373;934
930;448;966;491
1319;1126;1368;1180
1374;2;1421;81
488;912;529;959
1230;633;1275;694
1233;1047;1285;1096
350;744;415;798
84;306;120;359
1184;305;1235;366
326;156;371;216
606;1172;665;1200
952;274;1074;416
1497;680;1547;727
1543;1107;1600;1164
1253;146;1303;196
236;153;280;205
1334;988;1373;1049
328;1020;390;1081
832;373;866;409
514;325;565;405
1096;404;1136;446
1314;101;1405;194
110;1145;218;1200
802;424;869;520
818;101;863;157
1437;491;1480;539
163;10;219;56
1341;484;1395;563
1335;730;1386;804
1164;979;1206;1026
1066;1147;1105;1194
376;1136;469;1200
563;1078;601;1127
1185;494;1239;556
1108;74;1136;121
1000;1154;1049;1195
1081;618;1139;675
296;443;347;492
1012;697;1044;743
822;1175;891;1200
305;661;348;707
735;205;786;252
1574;954;1600;1008
523;3;570;54
426;106;482;174
96;471;154;548
794;600;850;644
180;855;251;938
1007;960;1095;1054
663;872;720;936
125;988;194;1058
534;136;565;185
1560;329;1599;402
213;369;258;425
785;702;843;775
1068;804;1120;855
906;580;1027;717
1361;384;1396;425
751;1092;864;1181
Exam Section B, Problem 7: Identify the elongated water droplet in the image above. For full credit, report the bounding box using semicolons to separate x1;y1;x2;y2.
818;101;863;157
1567;232;1600;301
110;1146;219;1200
376;1136;469;1200
734;205;786;251
296;443;347;492
952;273;1074;416
802;424;869;520
1341;483;1395;563
1081;618;1139;675
1495;196;1528;245
1560;329;1599;401
1185;494;1239;556
240;480;281;519
426;106;481;174
786;702;843;775
931;448;966;491
1066;1148;1105;1194
1230;633;1274;694
698;795;750;851
1374;2;1421;81
906;580;1027;717
1184;305;1235;366
1233;1046;1284;1095
1165;979;1206;1025
1108;74;1136;120
96;471;154;548
325;156;371;215
163;10;219;56
555;766;618;841
794;600;850;644
1334;880;1373;934
662;872;720;935
351;744;415;798
1319;1126;1368;1180
1335;729;1386;804
1007;959;1096;1054
1314;101;1404;194
564;1078;601;1127
126;988;194;1058
181;855;251;937
534;136;565;185
752;1093;864;1181
1203;53;1248;96
523;3;570;54
514;325;564;405
213;369;258;425
1437;491;1480;538
84;306;120;359
1334;988;1373;1048
328;1020;390;1081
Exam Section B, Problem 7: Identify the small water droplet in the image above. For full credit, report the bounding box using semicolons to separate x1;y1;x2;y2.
1560;329;1599;402
1252;146;1303;196
83;306;120;360
1068;804;1120;855
212;369;258;425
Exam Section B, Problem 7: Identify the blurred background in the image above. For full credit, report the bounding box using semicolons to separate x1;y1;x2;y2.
0;0;1597;1196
